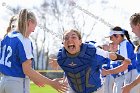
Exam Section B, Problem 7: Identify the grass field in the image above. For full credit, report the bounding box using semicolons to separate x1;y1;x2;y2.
30;83;58;93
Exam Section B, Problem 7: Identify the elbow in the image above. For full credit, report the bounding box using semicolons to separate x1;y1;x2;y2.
122;59;130;71
22;59;33;76
123;59;131;65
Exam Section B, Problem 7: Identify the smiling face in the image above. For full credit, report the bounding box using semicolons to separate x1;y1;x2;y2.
110;34;124;45
130;13;140;37
63;30;82;55
130;22;140;37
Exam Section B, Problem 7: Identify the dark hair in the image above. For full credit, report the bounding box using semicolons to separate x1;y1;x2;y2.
112;26;135;49
4;16;17;37
130;13;140;25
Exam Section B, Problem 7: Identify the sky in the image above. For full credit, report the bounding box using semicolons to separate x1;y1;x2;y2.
0;0;43;39
75;0;140;42
0;0;140;41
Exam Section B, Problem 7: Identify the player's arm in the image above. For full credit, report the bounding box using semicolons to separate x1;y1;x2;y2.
96;48;130;65
102;52;130;76
22;59;68;93
109;52;130;64
122;75;140;93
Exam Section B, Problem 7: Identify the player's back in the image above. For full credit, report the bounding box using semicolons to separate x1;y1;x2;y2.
0;31;30;78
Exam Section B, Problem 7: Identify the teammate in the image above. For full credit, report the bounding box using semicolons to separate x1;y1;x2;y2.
56;29;130;93
122;12;140;93
106;26;138;93
0;9;67;93
102;42;118;93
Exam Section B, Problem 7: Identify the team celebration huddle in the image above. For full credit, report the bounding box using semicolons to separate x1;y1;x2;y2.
1;2;140;93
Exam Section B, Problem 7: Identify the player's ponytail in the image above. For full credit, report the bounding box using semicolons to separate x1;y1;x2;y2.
18;9;28;37
18;9;36;37
123;30;135;50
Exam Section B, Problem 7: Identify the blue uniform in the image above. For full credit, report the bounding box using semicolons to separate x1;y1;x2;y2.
0;31;33;78
57;41;110;93
112;39;137;93
136;50;140;73
119;39;136;72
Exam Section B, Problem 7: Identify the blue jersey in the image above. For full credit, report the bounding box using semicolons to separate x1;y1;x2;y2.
136;47;140;73
57;41;110;93
118;39;136;73
110;60;124;78
102;59;124;78
0;31;33;78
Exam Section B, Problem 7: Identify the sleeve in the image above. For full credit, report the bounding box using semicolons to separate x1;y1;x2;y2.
119;41;133;59
17;38;33;64
136;53;140;73
95;47;110;65
96;47;110;58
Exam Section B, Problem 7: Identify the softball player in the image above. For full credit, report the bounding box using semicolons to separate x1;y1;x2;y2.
56;29;130;93
102;43;118;93
122;12;140;93
0;9;67;93
108;26;138;93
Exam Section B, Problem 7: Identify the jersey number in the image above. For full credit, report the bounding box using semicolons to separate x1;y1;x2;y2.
0;45;12;67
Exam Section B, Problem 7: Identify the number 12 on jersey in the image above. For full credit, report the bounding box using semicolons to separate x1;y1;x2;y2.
0;45;12;67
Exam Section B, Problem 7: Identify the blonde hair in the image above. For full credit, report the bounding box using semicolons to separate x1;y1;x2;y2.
130;13;140;26
18;9;36;37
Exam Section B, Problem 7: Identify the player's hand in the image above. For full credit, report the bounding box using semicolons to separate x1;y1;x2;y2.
122;84;131;93
51;78;68;93
101;68;109;76
49;59;60;70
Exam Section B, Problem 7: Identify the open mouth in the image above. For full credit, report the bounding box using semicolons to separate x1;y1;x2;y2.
68;44;75;50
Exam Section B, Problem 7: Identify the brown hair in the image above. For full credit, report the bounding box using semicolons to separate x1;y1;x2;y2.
63;29;82;40
130;13;140;26
5;16;17;36
18;9;36;37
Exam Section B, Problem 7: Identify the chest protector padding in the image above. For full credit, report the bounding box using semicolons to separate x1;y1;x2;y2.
57;42;102;93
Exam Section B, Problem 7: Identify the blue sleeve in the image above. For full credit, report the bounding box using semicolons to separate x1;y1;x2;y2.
102;59;111;69
136;53;140;73
95;47;110;65
126;42;136;67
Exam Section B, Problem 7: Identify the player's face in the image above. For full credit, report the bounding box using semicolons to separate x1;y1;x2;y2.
110;34;121;45
27;20;37;37
130;22;140;37
63;31;82;55
109;43;118;52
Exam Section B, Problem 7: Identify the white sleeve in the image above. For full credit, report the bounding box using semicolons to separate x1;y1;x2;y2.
96;47;110;58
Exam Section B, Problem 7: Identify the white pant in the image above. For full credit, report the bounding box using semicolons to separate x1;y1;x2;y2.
113;69;140;93
0;76;30;93
124;69;140;93
113;75;125;93
93;86;103;93
103;75;114;93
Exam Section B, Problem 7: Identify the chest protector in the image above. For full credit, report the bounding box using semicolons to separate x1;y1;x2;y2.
57;42;102;93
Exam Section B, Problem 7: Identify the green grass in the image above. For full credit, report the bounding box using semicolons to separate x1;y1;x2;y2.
30;83;58;93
